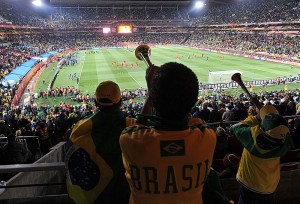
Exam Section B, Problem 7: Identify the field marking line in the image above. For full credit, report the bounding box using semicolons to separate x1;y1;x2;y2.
125;70;142;87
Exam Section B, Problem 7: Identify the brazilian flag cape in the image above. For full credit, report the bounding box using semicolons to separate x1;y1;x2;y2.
65;108;131;204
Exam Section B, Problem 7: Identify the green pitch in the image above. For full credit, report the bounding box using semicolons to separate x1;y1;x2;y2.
34;46;299;106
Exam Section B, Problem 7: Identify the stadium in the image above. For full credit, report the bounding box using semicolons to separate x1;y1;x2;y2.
0;0;300;203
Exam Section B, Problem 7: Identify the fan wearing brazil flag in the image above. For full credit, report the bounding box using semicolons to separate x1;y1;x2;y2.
65;81;135;204
230;105;294;204
120;62;216;204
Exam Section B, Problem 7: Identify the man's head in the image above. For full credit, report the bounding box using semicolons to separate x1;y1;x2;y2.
150;62;199;120
95;81;121;108
216;127;227;137
260;105;289;141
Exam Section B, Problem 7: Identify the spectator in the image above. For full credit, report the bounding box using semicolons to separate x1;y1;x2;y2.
3;134;32;164
34;123;51;155
291;118;300;149
22;125;39;161
219;154;240;179
214;127;229;159
193;102;210;121
17;115;30;129
222;104;235;122
208;102;221;123
234;102;248;121
230;105;293;203
120;62;216;203
54;112;68;142
247;106;257;117
45;115;55;144
197;102;210;122
0;120;12;137
65;81;133;204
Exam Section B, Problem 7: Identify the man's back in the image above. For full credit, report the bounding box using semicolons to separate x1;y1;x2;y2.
65;108;131;204
65;81;132;204
120;118;216;204
222;110;235;122
0;121;11;136
3;140;28;164
120;62;216;203
230;105;292;203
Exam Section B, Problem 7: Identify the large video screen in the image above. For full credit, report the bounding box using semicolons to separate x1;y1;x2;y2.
117;25;132;33
103;27;111;34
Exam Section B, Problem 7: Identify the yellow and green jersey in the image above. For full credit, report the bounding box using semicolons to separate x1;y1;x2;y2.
120;117;216;204
231;116;294;194
65;108;135;204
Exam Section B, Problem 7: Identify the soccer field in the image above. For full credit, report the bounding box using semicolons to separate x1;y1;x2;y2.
34;46;299;105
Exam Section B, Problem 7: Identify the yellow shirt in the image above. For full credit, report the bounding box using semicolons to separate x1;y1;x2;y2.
232;116;291;194
120;118;216;204
237;148;280;194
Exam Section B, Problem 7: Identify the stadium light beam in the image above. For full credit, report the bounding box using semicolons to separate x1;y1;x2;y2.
32;0;42;7
195;1;205;9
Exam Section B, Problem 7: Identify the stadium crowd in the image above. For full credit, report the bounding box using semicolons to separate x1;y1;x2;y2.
191;0;300;25
0;47;30;80
187;31;300;58
1;81;300;162
0;0;299;27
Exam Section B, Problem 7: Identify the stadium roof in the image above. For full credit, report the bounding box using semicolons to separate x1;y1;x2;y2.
49;0;231;6
50;0;189;6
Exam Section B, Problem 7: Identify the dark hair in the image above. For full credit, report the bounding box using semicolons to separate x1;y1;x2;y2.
150;62;199;120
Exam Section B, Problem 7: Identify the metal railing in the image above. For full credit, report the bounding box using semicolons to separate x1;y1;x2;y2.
0;142;66;200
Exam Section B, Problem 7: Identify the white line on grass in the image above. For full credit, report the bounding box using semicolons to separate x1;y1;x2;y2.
126;71;142;88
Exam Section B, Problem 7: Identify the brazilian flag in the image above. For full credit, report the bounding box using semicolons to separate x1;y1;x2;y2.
65;109;130;204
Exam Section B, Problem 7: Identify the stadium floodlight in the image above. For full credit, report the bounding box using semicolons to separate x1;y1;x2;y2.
32;0;42;7
195;1;205;9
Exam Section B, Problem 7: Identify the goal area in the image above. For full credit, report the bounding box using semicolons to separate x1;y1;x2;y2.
208;70;243;84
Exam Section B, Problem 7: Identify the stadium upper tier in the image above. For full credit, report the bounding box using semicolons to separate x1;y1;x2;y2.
0;0;299;27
